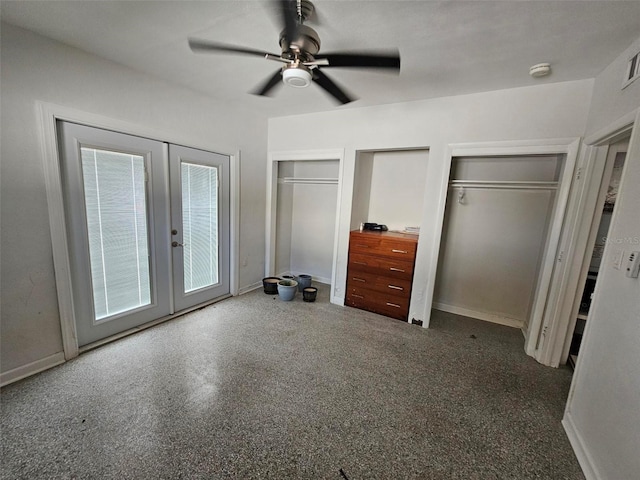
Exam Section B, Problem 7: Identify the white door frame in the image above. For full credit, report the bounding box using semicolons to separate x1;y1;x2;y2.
265;149;345;300
424;138;580;364
36;101;240;360
536;109;638;367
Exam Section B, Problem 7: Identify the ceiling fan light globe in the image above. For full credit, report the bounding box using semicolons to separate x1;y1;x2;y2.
283;68;312;88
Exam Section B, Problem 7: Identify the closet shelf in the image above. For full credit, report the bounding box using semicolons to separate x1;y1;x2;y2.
279;177;339;185
449;180;558;190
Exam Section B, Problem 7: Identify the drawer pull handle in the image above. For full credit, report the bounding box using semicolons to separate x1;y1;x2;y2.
353;261;368;266
355;244;370;248
389;267;405;272
352;294;364;299
392;249;408;254
353;277;366;282
386;302;402;309
388;285;404;291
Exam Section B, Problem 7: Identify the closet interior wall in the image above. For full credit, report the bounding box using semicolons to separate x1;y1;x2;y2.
351;149;429;231
434;155;565;329
275;160;339;283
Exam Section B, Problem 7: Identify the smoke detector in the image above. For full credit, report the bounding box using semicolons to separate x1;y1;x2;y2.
529;63;551;78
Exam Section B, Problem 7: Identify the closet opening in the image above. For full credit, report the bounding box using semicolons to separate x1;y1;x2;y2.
345;148;429;322
351;149;428;233
266;150;344;299
433;154;566;333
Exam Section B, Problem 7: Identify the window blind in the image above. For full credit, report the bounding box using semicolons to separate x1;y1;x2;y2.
181;162;219;292
81;147;151;320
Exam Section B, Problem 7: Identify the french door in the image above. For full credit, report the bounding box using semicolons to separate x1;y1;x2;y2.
58;122;230;346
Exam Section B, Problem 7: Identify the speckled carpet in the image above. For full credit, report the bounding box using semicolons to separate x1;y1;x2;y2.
1;284;584;479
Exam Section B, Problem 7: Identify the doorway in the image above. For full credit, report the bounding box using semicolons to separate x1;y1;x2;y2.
58;121;230;346
266;149;344;301
274;160;339;284
566;136;628;367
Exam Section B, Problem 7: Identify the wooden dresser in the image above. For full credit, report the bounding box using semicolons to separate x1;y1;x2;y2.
345;230;418;321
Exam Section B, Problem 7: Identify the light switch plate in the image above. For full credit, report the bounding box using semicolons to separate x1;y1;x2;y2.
625;251;640;278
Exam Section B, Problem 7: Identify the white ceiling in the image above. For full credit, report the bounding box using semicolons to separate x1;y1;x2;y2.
2;0;640;118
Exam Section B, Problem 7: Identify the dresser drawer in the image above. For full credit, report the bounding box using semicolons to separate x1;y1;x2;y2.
348;253;414;280
345;287;409;321
346;271;412;298
349;232;417;260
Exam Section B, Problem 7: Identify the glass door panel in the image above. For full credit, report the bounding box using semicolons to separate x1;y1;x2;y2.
182;162;219;292
81;147;151;319
170;145;230;312
58;122;171;346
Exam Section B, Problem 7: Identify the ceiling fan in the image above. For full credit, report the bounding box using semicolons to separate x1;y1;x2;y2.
188;0;401;105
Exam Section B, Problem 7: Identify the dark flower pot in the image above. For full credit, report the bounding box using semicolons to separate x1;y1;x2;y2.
262;277;281;294
303;287;317;302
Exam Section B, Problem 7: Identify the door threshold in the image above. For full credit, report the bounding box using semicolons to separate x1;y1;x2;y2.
78;294;233;354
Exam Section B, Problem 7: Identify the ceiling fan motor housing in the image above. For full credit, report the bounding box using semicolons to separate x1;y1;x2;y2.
280;24;321;56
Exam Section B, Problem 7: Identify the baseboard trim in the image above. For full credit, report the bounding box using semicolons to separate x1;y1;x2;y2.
433;302;523;329
275;272;332;286
238;281;262;295
312;275;332;285
562;412;600;480
0;352;66;387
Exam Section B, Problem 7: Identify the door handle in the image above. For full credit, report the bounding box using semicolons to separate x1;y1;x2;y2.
172;241;186;247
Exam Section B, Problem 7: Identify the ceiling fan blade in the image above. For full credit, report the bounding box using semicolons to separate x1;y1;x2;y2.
313;69;355;105
315;50;401;71
188;38;279;58
279;0;299;49
252;69;284;97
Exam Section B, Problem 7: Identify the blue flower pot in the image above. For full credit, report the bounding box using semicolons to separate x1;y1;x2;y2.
277;280;298;301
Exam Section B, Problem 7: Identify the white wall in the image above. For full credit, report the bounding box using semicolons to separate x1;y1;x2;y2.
586;38;640;136
563;37;640;480
268;79;593;323
434;188;556;326
0;23;268;376
351;152;374;230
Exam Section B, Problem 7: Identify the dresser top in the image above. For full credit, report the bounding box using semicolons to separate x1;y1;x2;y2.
350;229;419;242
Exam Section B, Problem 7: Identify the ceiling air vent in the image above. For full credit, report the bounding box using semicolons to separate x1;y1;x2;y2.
622;50;640;89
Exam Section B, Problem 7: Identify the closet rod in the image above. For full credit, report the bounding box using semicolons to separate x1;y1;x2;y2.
449;184;558;191
450;180;558;186
449;180;558;190
279;177;339;185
